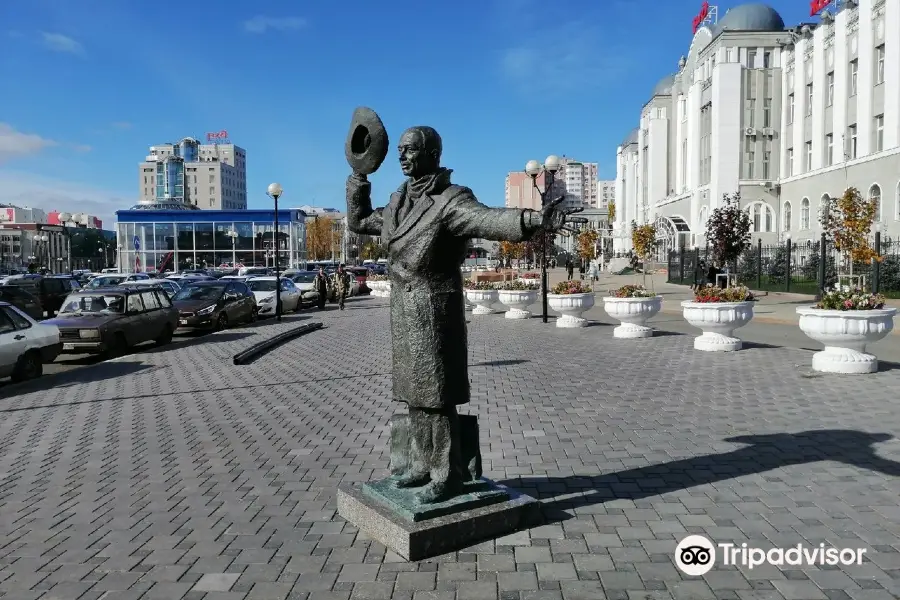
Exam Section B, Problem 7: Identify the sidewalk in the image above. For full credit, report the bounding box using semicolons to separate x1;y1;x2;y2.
545;268;900;330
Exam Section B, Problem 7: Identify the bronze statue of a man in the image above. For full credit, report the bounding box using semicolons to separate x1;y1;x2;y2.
346;124;580;504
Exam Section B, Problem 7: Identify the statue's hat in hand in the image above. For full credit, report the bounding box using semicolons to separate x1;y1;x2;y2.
345;107;389;175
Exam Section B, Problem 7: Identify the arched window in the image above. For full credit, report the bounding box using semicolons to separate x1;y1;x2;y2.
820;194;831;226
895;182;900;221
783;201;792;231
800;198;810;230
748;202;774;233
869;184;882;222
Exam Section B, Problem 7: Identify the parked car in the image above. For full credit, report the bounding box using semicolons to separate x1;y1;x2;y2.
4;275;74;317
290;272;321;306
86;273;150;289
327;271;360;301
44;285;179;357
0;302;60;382
171;280;257;330
247;277;302;316
0;286;43;320
121;278;181;299
238;267;271;277
348;267;369;293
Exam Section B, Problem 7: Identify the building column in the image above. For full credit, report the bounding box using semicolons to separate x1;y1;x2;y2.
857;0;874;156
883;0;900;148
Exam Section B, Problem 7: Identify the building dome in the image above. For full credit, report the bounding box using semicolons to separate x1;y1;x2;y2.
621;128;639;147
651;73;676;97
713;3;785;33
129;200;201;211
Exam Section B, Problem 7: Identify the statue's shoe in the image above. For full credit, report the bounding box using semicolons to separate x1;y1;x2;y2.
391;472;430;489
413;480;463;505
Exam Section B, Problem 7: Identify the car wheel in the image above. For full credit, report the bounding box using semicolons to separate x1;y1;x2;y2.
216;313;228;331
11;350;42;383
248;306;258;323
105;332;128;359
155;324;174;346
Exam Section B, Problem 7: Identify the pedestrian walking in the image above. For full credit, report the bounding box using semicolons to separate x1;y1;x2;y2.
314;267;329;310
334;264;352;310
566;259;574;280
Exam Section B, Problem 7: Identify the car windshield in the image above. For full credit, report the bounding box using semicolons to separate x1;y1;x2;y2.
59;293;125;314
248;280;278;292
88;276;126;288
172;285;224;301
292;273;315;283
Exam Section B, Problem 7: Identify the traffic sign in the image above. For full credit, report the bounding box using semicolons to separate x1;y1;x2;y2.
133;236;140;251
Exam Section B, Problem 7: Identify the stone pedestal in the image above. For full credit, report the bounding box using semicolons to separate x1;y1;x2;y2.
337;480;540;561
337;413;541;560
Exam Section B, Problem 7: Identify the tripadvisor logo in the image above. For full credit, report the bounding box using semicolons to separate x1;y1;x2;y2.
675;535;867;576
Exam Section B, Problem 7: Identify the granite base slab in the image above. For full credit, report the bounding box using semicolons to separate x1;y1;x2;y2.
337;480;541;561
363;477;509;522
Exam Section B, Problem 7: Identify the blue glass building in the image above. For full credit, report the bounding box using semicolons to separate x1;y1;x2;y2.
115;209;307;273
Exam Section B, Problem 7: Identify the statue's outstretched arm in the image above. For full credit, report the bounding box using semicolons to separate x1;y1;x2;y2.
346;173;384;236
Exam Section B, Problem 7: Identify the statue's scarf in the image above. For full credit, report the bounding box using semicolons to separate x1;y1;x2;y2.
397;168;453;223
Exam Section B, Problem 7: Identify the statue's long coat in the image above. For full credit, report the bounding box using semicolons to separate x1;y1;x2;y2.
347;176;533;409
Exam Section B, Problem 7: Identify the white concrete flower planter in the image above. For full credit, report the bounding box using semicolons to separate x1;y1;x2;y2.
603;296;663;338
465;289;498;315
796;307;897;374
518;277;541;286
681;301;754;351
497;289;538;319
369;280;390;297
547;293;594;328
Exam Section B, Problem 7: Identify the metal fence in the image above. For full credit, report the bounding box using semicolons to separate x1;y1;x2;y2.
667;235;900;298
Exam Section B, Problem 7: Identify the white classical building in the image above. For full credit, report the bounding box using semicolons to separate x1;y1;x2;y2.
612;0;900;258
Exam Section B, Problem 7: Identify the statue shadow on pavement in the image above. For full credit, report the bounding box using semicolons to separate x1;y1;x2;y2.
499;430;900;524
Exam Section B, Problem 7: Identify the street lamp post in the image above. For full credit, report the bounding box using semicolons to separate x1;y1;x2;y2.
525;155;561;323
267;183;284;321
226;229;239;267
34;234;49;272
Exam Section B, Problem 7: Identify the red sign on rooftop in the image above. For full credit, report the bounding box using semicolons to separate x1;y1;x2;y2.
810;0;832;16
692;1;711;33
206;130;230;143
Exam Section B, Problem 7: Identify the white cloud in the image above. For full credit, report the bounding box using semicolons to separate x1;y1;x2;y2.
0;123;58;163
243;16;306;34
496;2;627;99
40;32;85;55
0;171;131;229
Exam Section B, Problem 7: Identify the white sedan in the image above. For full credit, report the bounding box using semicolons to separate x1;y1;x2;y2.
246;277;302;317
0;301;60;382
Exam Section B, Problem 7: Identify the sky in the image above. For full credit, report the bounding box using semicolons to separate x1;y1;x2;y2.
0;0;814;228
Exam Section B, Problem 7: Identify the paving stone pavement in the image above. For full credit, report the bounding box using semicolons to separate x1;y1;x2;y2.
2;296;900;600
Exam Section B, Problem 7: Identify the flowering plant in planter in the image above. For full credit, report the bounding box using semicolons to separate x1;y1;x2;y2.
464;279;496;290
693;285;755;303
612;284;656;298
521;272;540;279
551;280;592;295
498;279;540;291
815;286;886;310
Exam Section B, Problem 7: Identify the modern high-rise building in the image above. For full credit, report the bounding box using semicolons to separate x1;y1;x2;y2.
505;158;598;210
136;136;247;211
598;180;616;210
559;157;599;209
612;1;900;258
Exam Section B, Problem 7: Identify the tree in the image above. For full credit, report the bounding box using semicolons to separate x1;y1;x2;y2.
802;240;838;290
820;187;880;285
524;230;554;267
631;221;657;285
706;192;752;278
607;201;616;224
498;241;526;266
575;229;599;262
306;217;341;261
360;240;387;261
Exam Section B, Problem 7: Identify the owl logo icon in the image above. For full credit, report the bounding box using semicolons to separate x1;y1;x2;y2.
675;535;716;576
